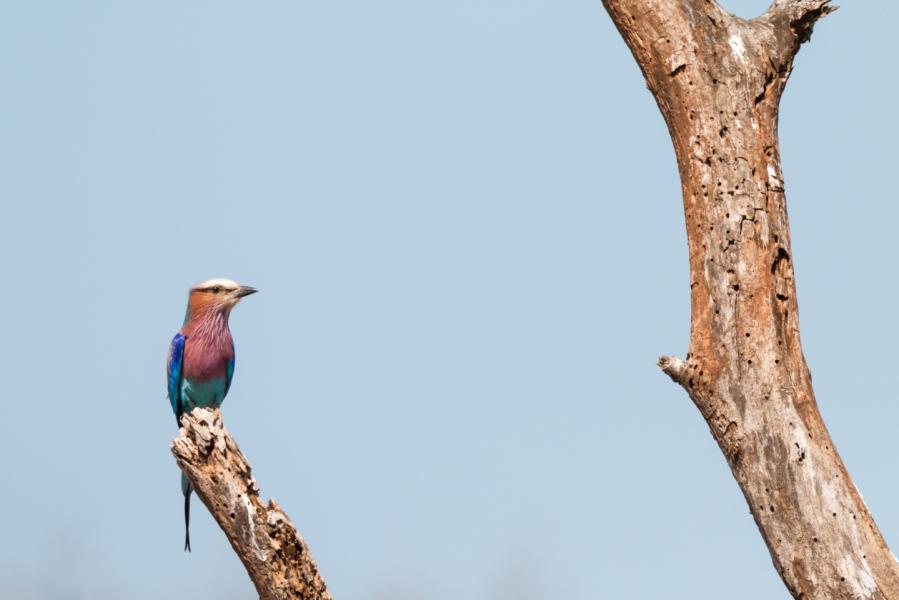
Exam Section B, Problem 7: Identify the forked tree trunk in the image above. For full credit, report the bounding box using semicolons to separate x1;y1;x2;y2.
602;1;899;598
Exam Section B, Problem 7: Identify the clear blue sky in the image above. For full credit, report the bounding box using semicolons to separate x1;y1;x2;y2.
1;1;895;598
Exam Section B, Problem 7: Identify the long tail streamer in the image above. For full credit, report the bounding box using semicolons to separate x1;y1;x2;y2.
184;487;192;552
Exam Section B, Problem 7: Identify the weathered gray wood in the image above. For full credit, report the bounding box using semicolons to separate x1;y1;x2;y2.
602;1;899;598
172;408;332;600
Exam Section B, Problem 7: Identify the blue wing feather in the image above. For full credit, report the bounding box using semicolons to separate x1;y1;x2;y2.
167;333;186;421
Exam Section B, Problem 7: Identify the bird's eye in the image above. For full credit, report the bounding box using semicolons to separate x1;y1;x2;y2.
212;286;221;293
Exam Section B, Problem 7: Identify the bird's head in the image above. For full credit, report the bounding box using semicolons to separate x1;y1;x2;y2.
185;278;257;323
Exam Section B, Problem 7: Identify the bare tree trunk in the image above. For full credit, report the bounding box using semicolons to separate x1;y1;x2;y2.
171;408;332;600
601;1;899;598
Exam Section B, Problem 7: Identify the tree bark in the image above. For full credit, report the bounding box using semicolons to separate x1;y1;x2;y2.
602;1;899;598
171;408;332;600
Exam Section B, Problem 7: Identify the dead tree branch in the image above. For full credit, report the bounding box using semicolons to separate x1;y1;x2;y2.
171;408;332;600
602;1;899;598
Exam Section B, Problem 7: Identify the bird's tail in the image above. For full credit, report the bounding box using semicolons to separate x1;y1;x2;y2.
182;473;192;552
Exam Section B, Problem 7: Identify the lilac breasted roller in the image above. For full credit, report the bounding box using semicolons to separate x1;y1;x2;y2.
167;278;257;551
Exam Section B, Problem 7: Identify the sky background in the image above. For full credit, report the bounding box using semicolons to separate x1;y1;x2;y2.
0;1;895;599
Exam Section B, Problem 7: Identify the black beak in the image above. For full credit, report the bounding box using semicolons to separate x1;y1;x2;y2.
235;285;258;298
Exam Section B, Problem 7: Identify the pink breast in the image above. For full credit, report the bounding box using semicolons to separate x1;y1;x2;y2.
182;330;234;382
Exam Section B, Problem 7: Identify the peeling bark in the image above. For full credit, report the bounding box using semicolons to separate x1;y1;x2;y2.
171;408;331;600
603;1;899;598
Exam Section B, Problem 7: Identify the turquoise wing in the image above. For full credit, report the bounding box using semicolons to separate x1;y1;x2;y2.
167;333;186;423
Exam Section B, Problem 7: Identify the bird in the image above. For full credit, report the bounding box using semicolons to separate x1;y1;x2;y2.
166;278;257;552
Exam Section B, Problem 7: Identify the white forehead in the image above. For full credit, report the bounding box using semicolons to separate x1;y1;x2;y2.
194;278;239;290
